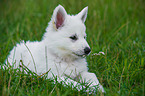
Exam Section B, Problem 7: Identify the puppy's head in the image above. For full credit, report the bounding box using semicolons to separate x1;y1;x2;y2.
44;5;91;59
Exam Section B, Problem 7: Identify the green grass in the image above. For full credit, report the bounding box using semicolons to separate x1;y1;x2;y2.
0;0;145;95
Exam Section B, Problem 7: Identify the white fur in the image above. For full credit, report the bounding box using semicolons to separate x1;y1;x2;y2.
6;5;104;92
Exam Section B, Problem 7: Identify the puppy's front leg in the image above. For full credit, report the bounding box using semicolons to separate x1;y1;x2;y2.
81;72;105;92
57;76;83;90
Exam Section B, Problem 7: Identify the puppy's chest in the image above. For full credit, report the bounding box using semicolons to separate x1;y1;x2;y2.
55;60;84;77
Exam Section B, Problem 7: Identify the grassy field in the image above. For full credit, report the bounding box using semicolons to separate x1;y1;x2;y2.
0;0;145;95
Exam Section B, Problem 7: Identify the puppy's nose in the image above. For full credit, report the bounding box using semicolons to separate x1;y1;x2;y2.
84;47;91;55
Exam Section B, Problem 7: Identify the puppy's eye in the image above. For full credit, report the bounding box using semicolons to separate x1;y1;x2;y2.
84;36;86;39
70;35;78;40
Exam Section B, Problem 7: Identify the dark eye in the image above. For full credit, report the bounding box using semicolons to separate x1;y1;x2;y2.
70;35;78;40
84;36;86;39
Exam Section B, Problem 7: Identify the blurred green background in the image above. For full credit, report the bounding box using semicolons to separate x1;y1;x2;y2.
0;0;145;95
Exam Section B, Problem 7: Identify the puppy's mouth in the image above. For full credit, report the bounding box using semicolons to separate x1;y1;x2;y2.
72;52;87;58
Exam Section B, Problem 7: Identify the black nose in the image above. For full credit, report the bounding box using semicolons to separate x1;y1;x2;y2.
84;47;91;55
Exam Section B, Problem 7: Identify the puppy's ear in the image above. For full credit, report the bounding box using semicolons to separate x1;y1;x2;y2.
52;5;67;29
77;6;88;23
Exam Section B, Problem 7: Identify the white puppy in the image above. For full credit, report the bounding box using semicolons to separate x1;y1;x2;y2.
6;5;104;92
